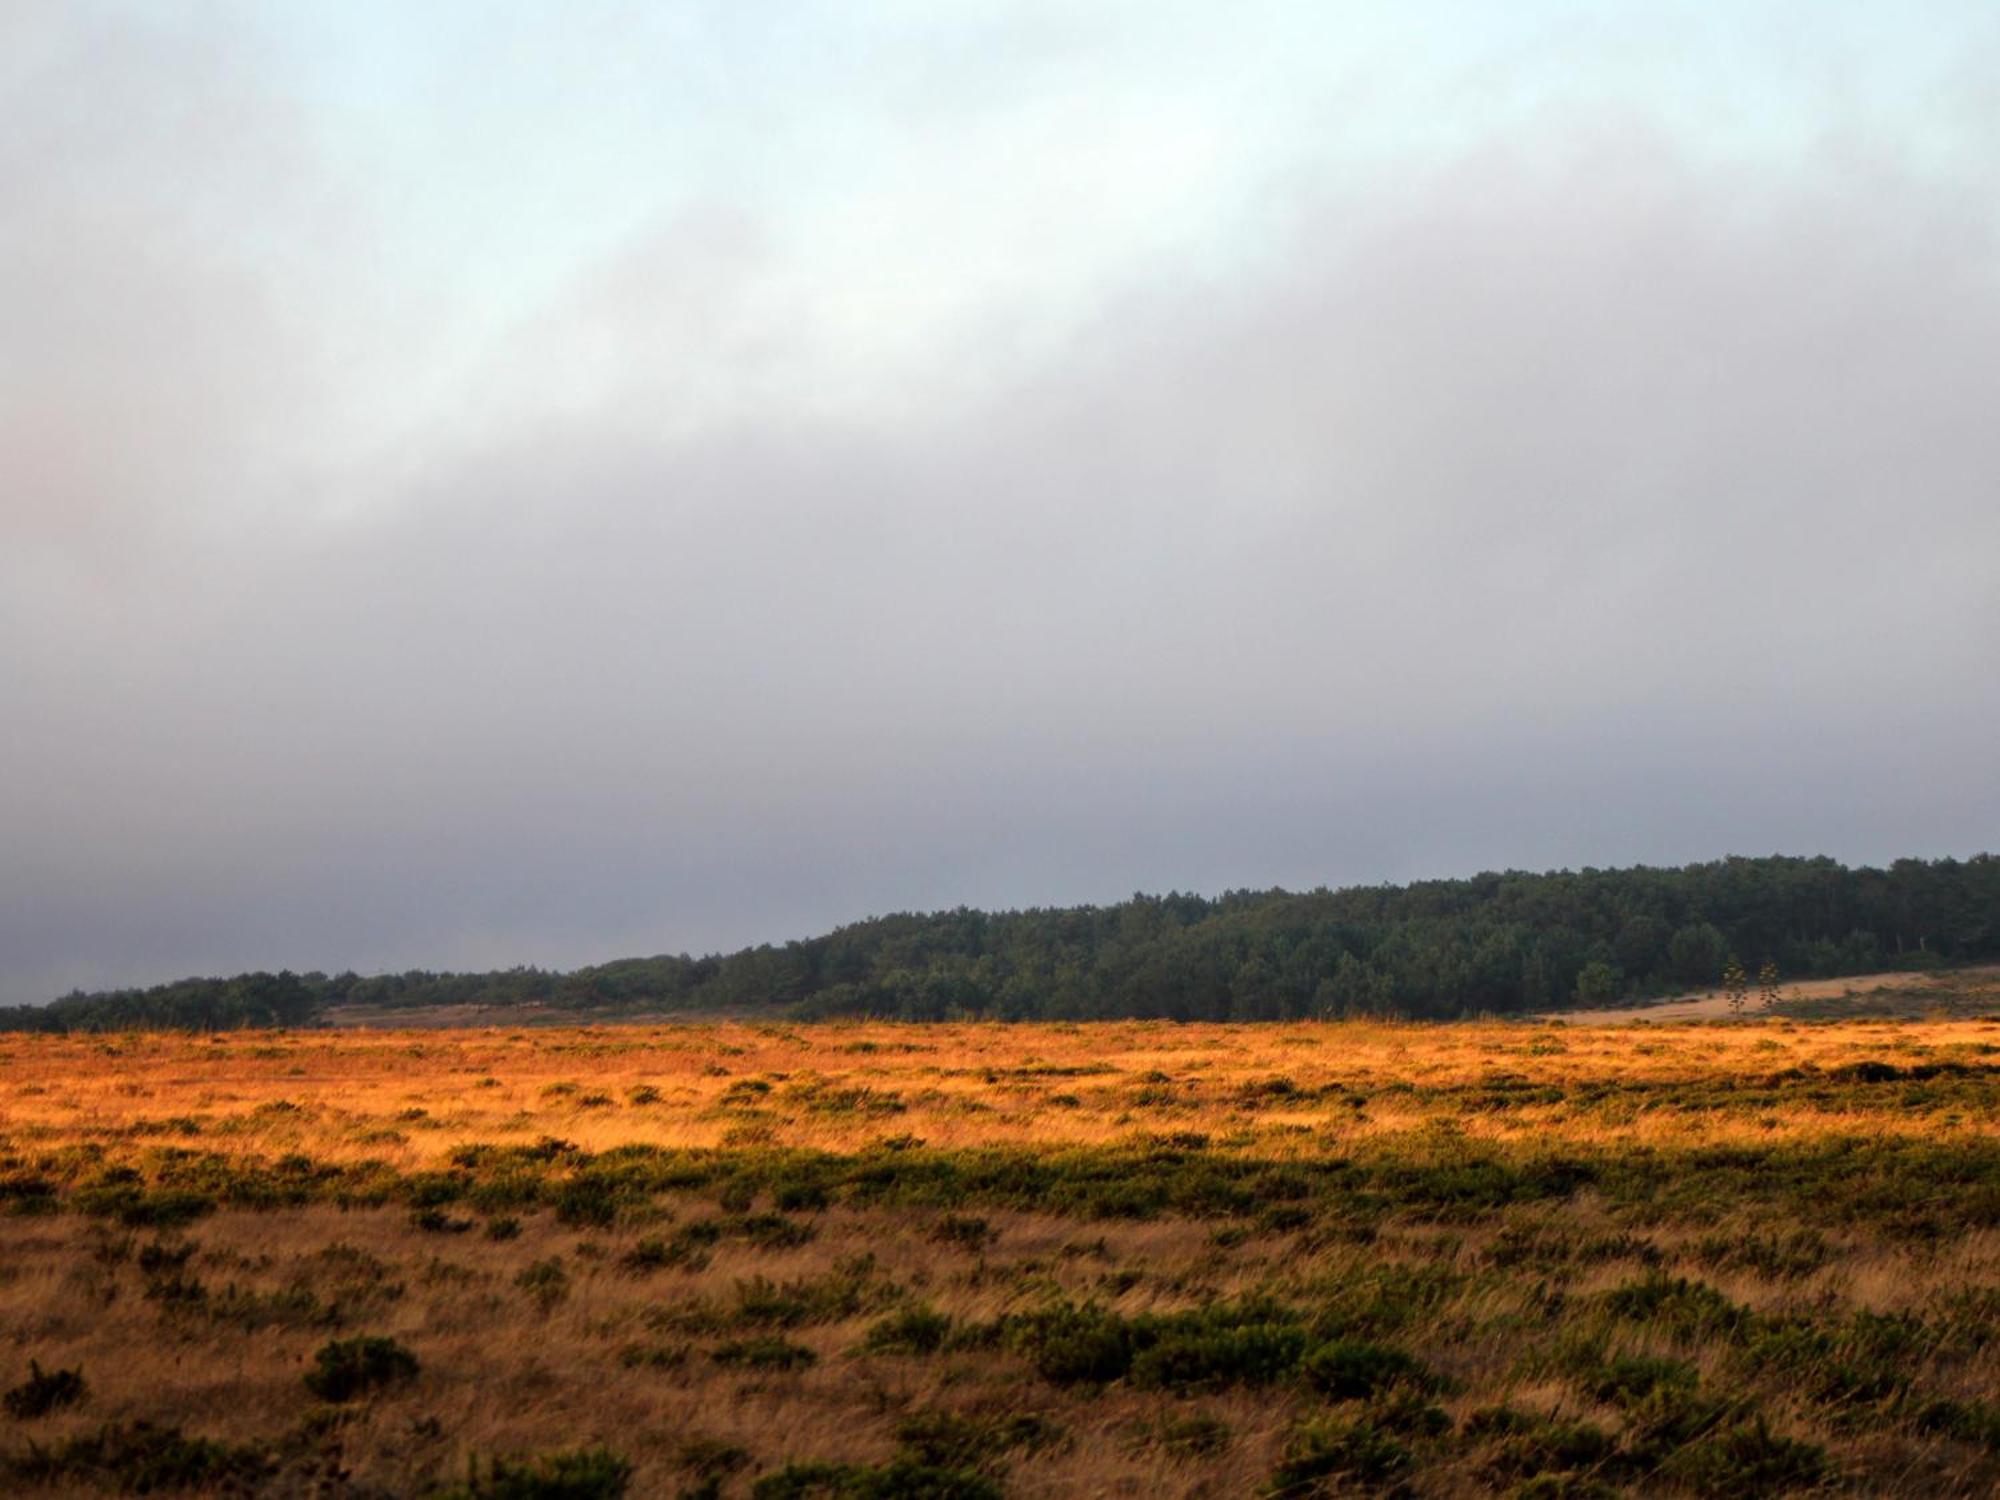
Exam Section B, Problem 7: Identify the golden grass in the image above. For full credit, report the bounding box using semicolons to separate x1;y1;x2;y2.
3;1015;1999;1496
5;1015;1999;1167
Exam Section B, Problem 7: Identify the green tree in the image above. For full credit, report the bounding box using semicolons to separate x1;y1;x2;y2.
1575;961;1622;1007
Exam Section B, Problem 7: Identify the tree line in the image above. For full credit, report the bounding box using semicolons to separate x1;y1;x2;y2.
4;854;1993;1032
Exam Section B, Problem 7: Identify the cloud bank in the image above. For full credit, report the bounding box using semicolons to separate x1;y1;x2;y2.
3;3;1996;1000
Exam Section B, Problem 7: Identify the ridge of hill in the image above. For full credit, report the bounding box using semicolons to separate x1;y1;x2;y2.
6;853;1994;1032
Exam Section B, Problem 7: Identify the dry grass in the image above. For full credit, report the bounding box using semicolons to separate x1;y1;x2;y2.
3;1015;2000;1496
7;1012;2000;1163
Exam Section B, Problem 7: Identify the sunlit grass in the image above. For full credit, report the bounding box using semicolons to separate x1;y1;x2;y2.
3;1009;2000;1495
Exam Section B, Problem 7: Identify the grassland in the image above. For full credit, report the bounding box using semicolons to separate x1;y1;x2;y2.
5;1009;2000;1496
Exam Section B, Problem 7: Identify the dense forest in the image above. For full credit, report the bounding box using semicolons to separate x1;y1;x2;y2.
4;855;1994;1032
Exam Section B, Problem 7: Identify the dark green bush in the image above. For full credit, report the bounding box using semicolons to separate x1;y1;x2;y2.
892;1410;1061;1470
1299;1338;1435;1400
673;1436;751;1478
751;1458;1001;1499
1658;1418;1829;1497
1464;1405;1615;1485
1263;1415;1412;1494
303;1335;419;1402
1573;1353;1698;1409
516;1258;570;1310
1129;1313;1308;1392
1600;1273;1748;1341
432;1447;632;1499
711;1336;816;1372
1146;1413;1232;1458
3;1360;87;1419
1004;1302;1136;1385
928;1214;995;1251
4;1422;270;1491
862;1305;954;1355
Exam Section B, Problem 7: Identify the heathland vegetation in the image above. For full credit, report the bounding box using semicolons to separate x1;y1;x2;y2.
5;854;1995;1031
5;1008;2000;1494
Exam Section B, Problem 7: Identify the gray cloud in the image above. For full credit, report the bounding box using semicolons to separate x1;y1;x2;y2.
3;13;1997;1002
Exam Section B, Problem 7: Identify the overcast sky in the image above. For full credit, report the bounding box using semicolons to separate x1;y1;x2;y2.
4;2;1997;1001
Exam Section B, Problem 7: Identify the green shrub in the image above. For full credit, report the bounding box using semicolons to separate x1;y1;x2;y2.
1263;1415;1412;1494
554;1177;624;1228
1693;1228;1829;1280
432;1447;632;1499
732;1259;889;1328
928;1215;996;1251
1573;1353;1698;1408
774;1181;830;1212
893;1410;1062;1469
863;1305;954;1355
1740;1310;1931;1406
516;1258;570;1310
1299;1338;1435;1400
1599;1273;1747;1341
1145;1413;1232;1458
303;1336;419;1402
1004;1302;1136;1385
136;1240;196;1276
3;1360;87;1419
1464;1405;1614;1485
751;1458;1001;1499
673;1436;751;1478
1658;1418;1829;1497
711;1336;816;1372
1130;1314;1308;1392
1910;1396;2000;1449
1618;1385;1748;1461
4;1421;270;1491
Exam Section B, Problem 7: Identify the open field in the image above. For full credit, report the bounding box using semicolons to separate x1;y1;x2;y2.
1552;964;2000;1026
6;1018;2000;1496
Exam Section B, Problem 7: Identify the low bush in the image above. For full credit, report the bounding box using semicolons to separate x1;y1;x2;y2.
1299;1338;1437;1400
928;1214;996;1251
750;1458;1000;1499
711;1336;816;1372
1464;1405;1615;1486
516;1258;570;1310
432;1447;632;1499
4;1422;270;1491
893;1410;1062;1470
303;1335;419;1402
862;1304;955;1355
1003;1302;1137;1385
1657;1418;1829;1497
1129;1309;1309;1393
1263;1414;1413;1494
3;1360;87;1419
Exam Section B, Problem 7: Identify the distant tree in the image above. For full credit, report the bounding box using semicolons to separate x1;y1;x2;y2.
1758;960;1782;1010
1722;956;1751;1018
1575;961;1622;1007
7;853;1995;1031
1614;916;1672;977
1519;949;1552;1011
1669;923;1729;987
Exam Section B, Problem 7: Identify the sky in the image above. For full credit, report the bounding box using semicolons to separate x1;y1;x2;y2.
3;2;1997;1002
